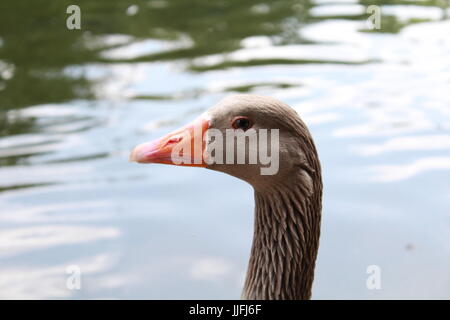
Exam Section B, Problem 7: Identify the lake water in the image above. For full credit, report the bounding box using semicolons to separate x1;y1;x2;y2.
0;0;449;299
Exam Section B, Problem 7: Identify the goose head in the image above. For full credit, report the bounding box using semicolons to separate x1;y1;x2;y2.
130;94;318;194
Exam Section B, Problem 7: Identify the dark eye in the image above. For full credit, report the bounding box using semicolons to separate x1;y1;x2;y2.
232;117;252;131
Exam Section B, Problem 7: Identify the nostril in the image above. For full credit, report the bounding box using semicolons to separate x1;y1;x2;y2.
167;136;183;145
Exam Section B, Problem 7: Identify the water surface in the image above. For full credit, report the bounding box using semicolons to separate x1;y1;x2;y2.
0;0;449;299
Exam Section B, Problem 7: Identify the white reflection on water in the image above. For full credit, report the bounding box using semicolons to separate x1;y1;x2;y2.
101;38;192;60
0;254;120;299
355;135;450;156
0;201;115;223
0;225;119;257
372;157;450;182
382;5;445;21
310;4;365;17
189;258;234;281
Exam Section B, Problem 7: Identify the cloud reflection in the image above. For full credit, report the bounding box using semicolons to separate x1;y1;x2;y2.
0;253;118;299
371;157;450;182
189;257;234;282
356;135;450;156
0;225;120;257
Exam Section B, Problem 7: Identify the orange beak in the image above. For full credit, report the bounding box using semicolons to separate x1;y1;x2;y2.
130;115;210;167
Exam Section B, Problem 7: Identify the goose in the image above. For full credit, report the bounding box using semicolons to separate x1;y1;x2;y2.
130;94;322;300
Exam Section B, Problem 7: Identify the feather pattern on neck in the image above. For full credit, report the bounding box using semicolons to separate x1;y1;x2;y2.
242;166;322;300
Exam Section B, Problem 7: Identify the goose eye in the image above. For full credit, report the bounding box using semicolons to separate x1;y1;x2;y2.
232;117;252;131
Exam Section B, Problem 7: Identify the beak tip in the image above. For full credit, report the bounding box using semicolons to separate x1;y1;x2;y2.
129;148;139;163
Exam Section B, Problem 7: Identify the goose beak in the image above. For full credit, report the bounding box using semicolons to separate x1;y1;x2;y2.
130;115;210;167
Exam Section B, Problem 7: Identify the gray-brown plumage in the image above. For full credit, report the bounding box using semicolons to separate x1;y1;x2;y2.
206;95;322;300
130;94;322;300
